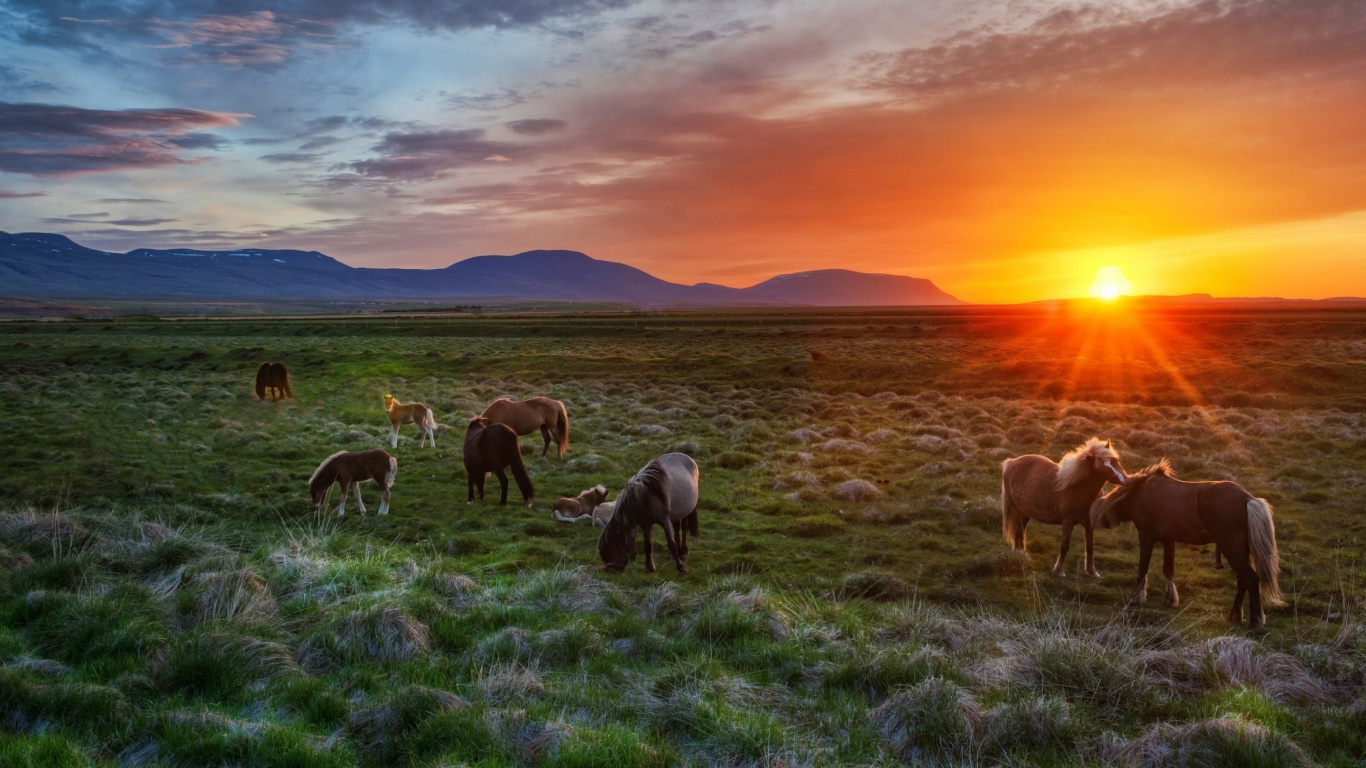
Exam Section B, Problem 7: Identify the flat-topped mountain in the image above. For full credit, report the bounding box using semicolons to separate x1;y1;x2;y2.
0;232;964;307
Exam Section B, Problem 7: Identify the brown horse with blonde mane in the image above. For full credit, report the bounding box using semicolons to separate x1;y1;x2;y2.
480;397;569;458
255;362;292;401
309;448;396;516
383;393;437;448
1001;438;1128;577
464;416;535;507
1091;459;1282;628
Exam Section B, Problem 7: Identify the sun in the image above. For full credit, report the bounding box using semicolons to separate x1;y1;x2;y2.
1089;266;1133;301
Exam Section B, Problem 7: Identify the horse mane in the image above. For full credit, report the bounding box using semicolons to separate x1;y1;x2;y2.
1054;437;1121;491
615;460;668;522
1088;458;1174;528
309;450;348;486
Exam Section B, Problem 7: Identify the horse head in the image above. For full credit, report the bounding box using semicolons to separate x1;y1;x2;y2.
597;516;634;572
1056;437;1128;491
1090;459;1172;529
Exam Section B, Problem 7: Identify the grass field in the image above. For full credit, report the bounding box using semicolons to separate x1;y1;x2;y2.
1;305;1364;766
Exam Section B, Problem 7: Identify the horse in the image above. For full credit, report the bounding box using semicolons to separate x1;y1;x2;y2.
383;393;437;448
255;362;292;401
463;416;535;507
598;453;699;575
551;484;609;523
1001;437;1128;577
309;449;396;516
479;397;569;458
1090;460;1283;628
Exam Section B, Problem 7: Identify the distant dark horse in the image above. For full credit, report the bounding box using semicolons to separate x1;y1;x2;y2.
599;453;699;575
463;416;535;507
1001;438;1128;577
310;449;396;516
480;397;570;458
1091;460;1283;628
255;362;293;401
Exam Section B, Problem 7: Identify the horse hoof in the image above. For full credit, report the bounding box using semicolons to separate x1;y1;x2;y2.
1249;613;1266;629
677;564;690;576
1227;611;1242;624
1086;569;1101;578
1165;595;1179;608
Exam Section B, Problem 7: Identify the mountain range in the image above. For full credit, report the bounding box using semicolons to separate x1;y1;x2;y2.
0;232;963;307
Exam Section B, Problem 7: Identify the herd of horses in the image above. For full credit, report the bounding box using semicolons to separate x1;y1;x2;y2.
280;371;1284;627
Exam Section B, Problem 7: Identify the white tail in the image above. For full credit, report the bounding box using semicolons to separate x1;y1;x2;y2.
385;456;398;489
1247;498;1283;606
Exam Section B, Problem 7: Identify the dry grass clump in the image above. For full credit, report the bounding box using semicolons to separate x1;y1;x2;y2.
299;602;431;671
979;696;1078;757
348;685;469;761
836;570;911;602
189;567;278;625
868;677;984;767
1008;634;1147;713
0;509;87;545
512;566;619;614
476;662;545;702
832;479;880;501
686;585;792;643
1102;716;1313;768
1193;636;1330;704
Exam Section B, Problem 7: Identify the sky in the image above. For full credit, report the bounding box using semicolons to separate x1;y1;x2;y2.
1;0;1364;303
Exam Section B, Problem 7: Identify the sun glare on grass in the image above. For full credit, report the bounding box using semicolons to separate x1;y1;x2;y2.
1089;266;1132;301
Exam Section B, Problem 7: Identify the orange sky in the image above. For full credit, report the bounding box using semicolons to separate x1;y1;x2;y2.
4;0;1366;302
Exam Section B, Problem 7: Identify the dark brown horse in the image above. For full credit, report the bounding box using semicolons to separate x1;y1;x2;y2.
598;453;699;575
1001;437;1128;577
309;449;395;516
480;397;569;458
1090;460;1283;628
463;416;535;507
255;362;293;401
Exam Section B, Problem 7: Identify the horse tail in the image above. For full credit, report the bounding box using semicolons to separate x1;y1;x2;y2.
385;455;398;489
554;401;569;457
1247;497;1283;606
255;362;269;400
1000;460;1025;550
510;448;535;503
279;364;293;398
423;406;437;434
685;509;700;537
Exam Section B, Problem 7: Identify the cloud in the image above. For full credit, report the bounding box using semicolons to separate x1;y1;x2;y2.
107;217;179;226
0;188;48;198
345;128;530;181
261;152;322;163
443;87;533;111
96;197;168;204
299;135;341;150
0;101;244;176
0;63;61;95
507;118;567;136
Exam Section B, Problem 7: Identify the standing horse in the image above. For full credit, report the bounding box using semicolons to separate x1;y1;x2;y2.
383;394;437;448
1091;460;1283;628
598;453;699;575
463;416;535;507
255;362;293;401
310;449;396;516
480;397;569;458
1001;438;1128;577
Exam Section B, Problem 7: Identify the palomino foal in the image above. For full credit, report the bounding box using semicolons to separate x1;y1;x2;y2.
383;393;437;448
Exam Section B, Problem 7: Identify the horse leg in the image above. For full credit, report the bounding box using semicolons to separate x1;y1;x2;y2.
390;423;399;449
1163;540;1179;607
661;519;687;575
335;482;349;517
1130;532;1156;605
675;520;689;561
642;524;656;573
494;469;509;505
1083;523;1100;577
478;474;486;501
467;475;475;504
1214;545;1223;569
539;424;552;459
1053;521;1074;577
1232;557;1265;629
352;482;367;516
379;486;390;515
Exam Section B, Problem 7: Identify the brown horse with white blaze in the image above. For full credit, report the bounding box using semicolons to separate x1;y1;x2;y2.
1001;438;1128;577
310;449;396;516
1091;460;1283;628
480;397;569;458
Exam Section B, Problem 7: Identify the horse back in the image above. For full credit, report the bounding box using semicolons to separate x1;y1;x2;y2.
1002;455;1065;521
1131;474;1215;544
1195;480;1255;539
657;452;700;521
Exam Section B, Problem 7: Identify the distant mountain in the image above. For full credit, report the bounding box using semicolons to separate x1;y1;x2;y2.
0;232;964;307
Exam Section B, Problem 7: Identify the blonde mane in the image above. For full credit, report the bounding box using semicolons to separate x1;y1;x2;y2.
309;450;349;485
1054;437;1121;491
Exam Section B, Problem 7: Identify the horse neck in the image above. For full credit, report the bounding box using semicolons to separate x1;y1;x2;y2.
312;462;338;493
463;424;483;450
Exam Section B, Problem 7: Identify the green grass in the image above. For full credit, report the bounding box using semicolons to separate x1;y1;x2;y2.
0;307;1364;765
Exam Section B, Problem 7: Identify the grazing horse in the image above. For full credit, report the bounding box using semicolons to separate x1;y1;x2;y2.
310;449;396;516
383;393;437;448
1001;438;1128;577
1091;460;1283;628
598;453;699;575
255;362;293;401
463;416;535;507
552;484;609;523
480;397;569;458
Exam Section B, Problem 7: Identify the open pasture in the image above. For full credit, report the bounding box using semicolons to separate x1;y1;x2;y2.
1;305;1364;766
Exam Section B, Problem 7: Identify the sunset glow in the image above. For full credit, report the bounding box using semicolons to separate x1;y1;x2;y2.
1089;266;1133;301
2;1;1365;302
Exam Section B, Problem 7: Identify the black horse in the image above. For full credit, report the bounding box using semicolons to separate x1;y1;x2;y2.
463;416;534;507
254;362;292;401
